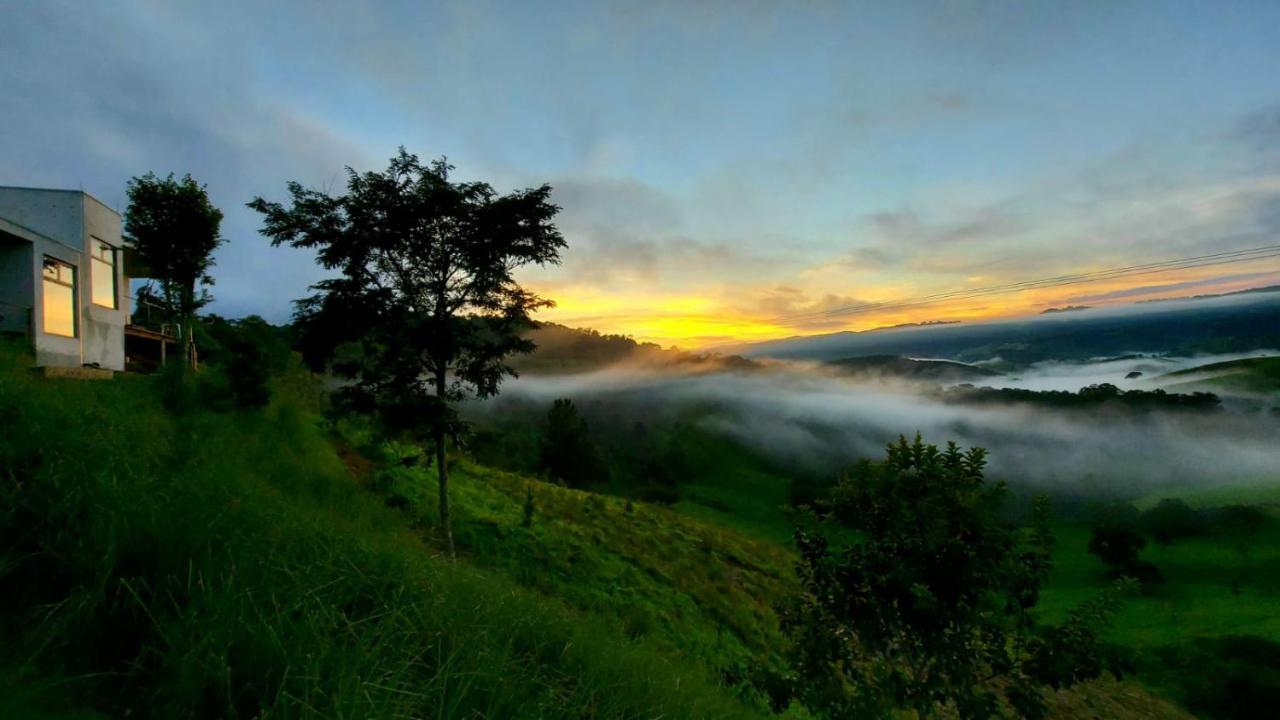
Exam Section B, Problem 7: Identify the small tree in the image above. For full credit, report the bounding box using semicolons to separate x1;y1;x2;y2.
1088;523;1161;588
779;436;1112;719
125;173;225;368
538;398;607;488
249;149;564;556
1140;499;1201;547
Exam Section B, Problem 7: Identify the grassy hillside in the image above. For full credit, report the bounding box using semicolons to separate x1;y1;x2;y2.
0;348;765;719
0;344;1227;719
336;417;795;678
1159;356;1280;394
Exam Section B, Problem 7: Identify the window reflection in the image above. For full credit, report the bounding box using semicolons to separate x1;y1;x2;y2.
42;257;76;337
91;239;116;308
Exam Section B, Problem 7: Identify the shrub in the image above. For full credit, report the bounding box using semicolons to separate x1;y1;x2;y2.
1140;499;1202;546
779;436;1112;719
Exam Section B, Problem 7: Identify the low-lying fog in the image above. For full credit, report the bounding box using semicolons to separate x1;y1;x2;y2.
967;350;1278;393
477;352;1280;497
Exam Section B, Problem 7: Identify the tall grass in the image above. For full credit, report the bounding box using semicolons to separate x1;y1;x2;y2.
0;346;759;719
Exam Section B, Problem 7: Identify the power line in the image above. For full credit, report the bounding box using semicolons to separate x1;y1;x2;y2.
771;243;1280;323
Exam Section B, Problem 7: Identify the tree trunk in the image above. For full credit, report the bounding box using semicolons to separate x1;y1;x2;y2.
184;317;198;371
435;371;455;558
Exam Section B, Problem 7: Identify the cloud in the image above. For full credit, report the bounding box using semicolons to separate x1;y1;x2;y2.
1063;271;1280;304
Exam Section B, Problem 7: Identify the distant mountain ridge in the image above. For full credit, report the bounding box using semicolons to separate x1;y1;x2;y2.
515;322;761;374
732;291;1280;367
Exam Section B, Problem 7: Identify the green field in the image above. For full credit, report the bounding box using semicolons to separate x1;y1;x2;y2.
5;340;1277;718
1159;355;1280;394
0;350;767;719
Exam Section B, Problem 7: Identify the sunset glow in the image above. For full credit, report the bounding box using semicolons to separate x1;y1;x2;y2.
533;258;1280;349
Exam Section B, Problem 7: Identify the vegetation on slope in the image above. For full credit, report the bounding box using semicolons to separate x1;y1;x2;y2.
1159;356;1280;395
0;347;762;719
338;414;795;685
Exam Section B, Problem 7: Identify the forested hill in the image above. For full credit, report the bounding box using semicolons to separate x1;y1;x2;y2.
511;322;760;374
731;291;1280;366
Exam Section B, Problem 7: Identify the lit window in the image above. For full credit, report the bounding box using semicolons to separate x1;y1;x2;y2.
90;238;117;308
42;257;76;337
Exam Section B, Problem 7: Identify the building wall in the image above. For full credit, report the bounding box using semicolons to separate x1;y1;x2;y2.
31;235;83;368
80;194;126;369
0;188;128;371
0;188;84;251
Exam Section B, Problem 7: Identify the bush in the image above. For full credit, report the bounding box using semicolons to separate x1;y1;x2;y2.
1143;636;1280;720
1140;499;1202;546
780;436;1113;719
538;398;608;488
0;361;759;719
1088;523;1162;589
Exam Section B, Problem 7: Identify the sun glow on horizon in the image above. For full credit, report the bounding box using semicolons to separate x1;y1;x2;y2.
531;261;1280;350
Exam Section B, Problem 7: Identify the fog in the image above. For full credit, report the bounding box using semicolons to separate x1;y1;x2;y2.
967;349;1280;393
475;353;1280;497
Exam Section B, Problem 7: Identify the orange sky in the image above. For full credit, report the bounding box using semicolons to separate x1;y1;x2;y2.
529;259;1280;350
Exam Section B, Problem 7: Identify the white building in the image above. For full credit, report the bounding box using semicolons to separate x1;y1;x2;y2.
0;186;131;371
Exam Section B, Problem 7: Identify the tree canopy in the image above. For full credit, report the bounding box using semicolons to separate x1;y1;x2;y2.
125;172;225;366
248;148;565;554
779;436;1115;719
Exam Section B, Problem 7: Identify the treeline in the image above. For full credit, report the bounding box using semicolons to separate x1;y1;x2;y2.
469;397;699;505
511;322;761;375
941;382;1221;411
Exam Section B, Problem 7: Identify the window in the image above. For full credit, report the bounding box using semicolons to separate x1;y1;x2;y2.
42;257;76;337
91;238;117;308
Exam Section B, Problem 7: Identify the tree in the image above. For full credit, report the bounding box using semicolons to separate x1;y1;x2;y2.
248;149;564;556
538;398;607;488
780;436;1075;719
124;173;225;368
201;315;292;409
1087;523;1161;588
1140;499;1201;547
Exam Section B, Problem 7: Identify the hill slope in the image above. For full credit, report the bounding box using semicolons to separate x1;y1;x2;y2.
0;346;1198;720
0;350;764;719
1158;356;1280;394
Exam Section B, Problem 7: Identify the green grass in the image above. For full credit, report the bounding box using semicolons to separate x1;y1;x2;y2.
1159;355;1280;394
1039;521;1280;648
336;416;795;681
0;347;764;719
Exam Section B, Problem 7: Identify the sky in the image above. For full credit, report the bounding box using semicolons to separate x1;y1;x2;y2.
3;0;1280;348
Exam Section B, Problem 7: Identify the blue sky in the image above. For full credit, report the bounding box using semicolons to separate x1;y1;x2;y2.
3;1;1280;345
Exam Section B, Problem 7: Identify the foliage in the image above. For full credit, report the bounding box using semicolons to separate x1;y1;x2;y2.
337;412;795;685
199;315;292;408
1214;505;1274;562
1027;580;1134;688
1141;499;1203;547
248;148;565;554
780;436;1085;719
1088;523;1163;588
537;398;608;488
943;383;1221;412
1139;636;1280;720
0;351;759;719
124;172;225;364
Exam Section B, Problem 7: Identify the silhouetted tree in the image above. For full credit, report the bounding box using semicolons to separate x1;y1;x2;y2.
200;315;291;408
1215;505;1272;560
125;173;226;368
1088;523;1161;587
780;436;1099;719
1140;499;1201;547
249;149;564;556
538;398;607;488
